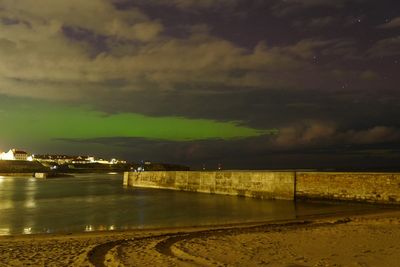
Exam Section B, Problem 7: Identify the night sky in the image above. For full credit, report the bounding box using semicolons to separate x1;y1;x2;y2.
1;0;399;169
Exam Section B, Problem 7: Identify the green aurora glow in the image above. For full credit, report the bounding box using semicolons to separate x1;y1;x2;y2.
0;97;274;152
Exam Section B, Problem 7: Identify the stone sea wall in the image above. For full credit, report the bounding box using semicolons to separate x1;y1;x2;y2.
124;171;295;200
296;172;400;204
124;171;400;204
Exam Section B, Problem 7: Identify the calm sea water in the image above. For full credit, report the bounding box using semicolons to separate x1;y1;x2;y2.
0;173;376;235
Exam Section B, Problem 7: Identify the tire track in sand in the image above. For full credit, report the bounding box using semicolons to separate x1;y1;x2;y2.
87;233;186;266
87;220;318;266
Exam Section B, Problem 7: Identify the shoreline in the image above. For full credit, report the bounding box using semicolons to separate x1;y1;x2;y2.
0;206;392;239
0;172;33;176
2;208;400;266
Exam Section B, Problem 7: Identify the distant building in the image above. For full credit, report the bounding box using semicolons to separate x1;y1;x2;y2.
34;154;76;165
71;156;90;164
95;158;110;164
0;149;28;161
34;154;127;165
110;158;127;164
72;156;110;164
86;156;95;163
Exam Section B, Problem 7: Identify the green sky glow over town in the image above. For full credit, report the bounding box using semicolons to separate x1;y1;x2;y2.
0;97;268;153
1;0;399;169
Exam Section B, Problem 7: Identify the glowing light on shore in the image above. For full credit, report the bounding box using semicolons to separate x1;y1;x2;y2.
0;228;10;235
23;227;32;234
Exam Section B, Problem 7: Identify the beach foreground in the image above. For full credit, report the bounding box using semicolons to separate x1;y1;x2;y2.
1;210;400;266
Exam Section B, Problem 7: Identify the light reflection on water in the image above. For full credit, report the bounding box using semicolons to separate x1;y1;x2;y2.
0;174;376;235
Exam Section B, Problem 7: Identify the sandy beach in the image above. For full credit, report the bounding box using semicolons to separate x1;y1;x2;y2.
1;209;400;267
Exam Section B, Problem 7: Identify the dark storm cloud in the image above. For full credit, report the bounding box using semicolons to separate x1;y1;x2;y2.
59;123;400;170
88;85;400;133
1;0;400;168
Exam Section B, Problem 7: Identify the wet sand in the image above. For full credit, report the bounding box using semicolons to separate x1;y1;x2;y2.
1;209;400;266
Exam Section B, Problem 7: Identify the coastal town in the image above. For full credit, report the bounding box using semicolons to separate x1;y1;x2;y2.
0;148;189;174
0;148;127;165
0;147;132;174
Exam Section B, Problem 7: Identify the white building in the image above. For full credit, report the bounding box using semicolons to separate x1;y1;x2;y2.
0;149;29;161
110;158;127;164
